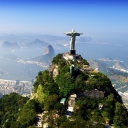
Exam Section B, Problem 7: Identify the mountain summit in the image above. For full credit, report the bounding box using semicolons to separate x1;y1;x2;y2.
1;41;20;49
32;29;128;127
25;39;48;48
30;45;55;64
31;52;128;128
0;52;128;128
44;45;55;56
0;30;128;128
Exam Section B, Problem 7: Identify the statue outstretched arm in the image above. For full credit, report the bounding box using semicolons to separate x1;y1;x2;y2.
63;32;72;36
75;33;83;36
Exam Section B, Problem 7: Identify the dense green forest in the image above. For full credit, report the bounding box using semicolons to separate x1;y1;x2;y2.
0;53;128;128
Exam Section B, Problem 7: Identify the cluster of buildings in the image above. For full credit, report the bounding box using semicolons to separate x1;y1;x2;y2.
66;94;77;118
0;79;34;97
110;66;128;73
99;58;123;62
18;59;48;68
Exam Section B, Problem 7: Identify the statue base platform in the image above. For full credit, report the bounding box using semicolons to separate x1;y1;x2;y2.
62;52;81;61
70;50;76;55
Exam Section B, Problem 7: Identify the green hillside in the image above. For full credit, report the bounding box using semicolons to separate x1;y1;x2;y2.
32;53;128;128
0;53;128;128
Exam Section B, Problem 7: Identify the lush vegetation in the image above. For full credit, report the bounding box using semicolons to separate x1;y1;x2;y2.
0;54;128;127
32;54;128;127
0;93;42;128
0;93;28;127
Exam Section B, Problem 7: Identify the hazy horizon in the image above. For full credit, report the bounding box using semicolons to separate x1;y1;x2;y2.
0;0;128;41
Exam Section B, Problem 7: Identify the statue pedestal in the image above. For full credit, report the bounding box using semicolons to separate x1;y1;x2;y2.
70;50;76;55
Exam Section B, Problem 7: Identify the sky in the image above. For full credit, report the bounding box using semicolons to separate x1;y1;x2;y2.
0;0;128;42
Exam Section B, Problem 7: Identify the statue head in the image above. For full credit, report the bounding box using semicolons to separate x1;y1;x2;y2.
72;29;75;32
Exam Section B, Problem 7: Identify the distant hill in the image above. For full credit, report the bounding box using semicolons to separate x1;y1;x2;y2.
88;59;108;74
44;45;55;56
3;54;18;60
1;41;20;49
0;69;7;75
30;45;55;64
25;39;48;48
31;54;53;64
89;58;128;74
89;59;128;93
112;61;128;70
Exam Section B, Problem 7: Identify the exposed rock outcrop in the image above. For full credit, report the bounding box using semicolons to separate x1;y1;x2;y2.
84;89;105;98
44;45;55;56
49;64;59;78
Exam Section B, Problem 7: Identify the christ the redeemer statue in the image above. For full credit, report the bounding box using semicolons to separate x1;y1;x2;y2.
64;29;82;55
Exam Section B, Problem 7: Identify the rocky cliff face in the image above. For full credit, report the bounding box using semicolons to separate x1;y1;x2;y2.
49;64;59;78
44;45;55;56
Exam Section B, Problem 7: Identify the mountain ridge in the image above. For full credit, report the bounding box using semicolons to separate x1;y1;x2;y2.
25;39;49;48
0;53;128;128
31;53;128;128
1;41;20;49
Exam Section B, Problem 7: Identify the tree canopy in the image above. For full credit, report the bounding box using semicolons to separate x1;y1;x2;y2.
1;53;128;127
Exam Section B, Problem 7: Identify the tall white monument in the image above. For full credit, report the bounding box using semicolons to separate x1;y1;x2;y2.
64;29;83;55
